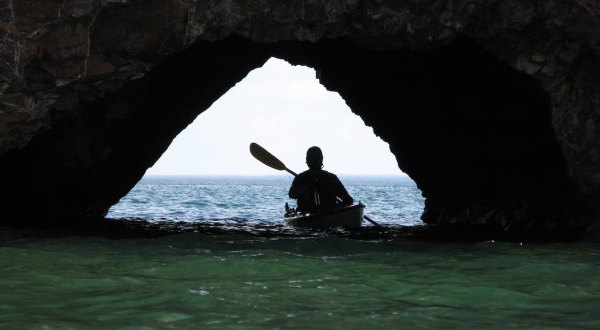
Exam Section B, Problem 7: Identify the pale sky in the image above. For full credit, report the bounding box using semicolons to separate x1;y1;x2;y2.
145;58;404;176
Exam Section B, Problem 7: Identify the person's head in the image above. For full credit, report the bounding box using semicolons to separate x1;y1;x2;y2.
306;146;323;170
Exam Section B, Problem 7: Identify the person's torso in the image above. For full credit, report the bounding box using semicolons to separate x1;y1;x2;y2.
296;170;339;213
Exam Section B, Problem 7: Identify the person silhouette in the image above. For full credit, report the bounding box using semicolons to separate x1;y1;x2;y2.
288;146;353;214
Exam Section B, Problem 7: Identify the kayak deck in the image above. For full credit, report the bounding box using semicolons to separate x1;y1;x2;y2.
284;203;365;228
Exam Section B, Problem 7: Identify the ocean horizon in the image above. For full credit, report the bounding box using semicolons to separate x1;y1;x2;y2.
107;174;424;227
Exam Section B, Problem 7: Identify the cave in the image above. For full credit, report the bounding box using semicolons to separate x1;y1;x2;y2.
1;1;599;240
0;36;572;236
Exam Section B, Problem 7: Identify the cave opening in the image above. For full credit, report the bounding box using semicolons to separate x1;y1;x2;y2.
107;57;422;225
0;36;571;237
143;57;403;177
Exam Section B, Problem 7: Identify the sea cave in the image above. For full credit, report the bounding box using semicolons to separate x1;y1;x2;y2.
1;0;599;240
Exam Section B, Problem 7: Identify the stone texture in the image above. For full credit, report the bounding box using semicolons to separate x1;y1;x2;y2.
0;0;599;239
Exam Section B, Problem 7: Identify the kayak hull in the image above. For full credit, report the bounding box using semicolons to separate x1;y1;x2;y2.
284;204;365;228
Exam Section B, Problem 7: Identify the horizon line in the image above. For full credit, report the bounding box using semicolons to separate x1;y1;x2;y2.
142;173;410;177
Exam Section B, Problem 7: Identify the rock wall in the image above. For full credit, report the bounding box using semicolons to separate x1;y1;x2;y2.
273;38;572;238
0;0;599;239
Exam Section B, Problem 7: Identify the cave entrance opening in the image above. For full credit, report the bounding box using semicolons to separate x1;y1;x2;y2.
106;57;424;225
145;57;402;177
0;35;572;233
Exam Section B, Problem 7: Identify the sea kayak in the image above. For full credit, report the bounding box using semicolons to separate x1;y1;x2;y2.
284;203;365;228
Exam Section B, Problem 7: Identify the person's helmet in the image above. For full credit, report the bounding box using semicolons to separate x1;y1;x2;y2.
306;146;323;169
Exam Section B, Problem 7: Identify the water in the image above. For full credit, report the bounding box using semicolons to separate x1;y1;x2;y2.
105;175;424;227
2;176;600;329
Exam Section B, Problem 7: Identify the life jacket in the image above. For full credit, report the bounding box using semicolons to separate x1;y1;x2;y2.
296;173;337;213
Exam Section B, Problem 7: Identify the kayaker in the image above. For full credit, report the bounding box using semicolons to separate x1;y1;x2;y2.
288;146;353;213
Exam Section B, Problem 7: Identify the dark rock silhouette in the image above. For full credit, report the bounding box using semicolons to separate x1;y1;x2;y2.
0;0;599;239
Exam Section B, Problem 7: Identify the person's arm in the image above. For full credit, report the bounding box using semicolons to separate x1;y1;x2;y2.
289;176;309;199
332;175;353;205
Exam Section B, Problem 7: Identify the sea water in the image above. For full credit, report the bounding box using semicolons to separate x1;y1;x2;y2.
105;175;424;226
1;175;600;329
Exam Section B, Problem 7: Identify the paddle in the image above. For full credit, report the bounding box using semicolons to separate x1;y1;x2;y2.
250;142;297;176
249;142;382;227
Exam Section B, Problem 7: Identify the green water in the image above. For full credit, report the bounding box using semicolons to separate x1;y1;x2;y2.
1;231;600;329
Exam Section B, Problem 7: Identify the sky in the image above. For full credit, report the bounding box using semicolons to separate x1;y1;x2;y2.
145;58;404;176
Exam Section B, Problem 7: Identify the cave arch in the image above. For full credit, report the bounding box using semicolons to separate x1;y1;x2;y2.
0;36;572;237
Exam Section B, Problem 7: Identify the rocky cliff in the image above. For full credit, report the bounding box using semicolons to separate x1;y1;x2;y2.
1;0;599;239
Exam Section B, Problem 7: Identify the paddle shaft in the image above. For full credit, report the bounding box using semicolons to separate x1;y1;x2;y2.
363;215;381;227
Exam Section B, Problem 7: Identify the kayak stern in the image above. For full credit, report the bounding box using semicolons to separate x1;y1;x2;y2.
284;203;365;228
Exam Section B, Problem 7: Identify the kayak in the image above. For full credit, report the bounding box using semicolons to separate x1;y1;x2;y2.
284;203;365;228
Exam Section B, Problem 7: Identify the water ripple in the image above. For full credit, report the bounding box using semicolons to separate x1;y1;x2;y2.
107;175;425;227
